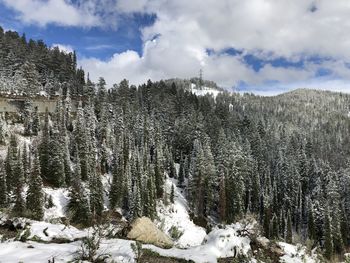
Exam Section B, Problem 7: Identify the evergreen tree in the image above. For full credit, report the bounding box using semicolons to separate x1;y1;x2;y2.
203;136;216;216
22;143;30;180
263;204;271;238
170;184;175;204
286;210;293;243
154;144;165;198
109;148;124;209
178;155;185;187
39;109;50;182
0;160;7;208
131;181;142;219
26;153;44;220
332;214;344;255
67;155;91;226
5;134;19;192
48;130;65;187
324;209;333;260
32;106;40;135
75;104;89;181
271;214;279;239
219;172;227;222
0;115;6;145
89;161;104;220
23;100;33;135
307;201;316;241
340;204;349;247
12;152;25;217
13;183;25;217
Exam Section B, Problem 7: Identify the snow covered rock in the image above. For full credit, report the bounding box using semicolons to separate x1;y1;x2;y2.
127;217;173;248
144;223;252;263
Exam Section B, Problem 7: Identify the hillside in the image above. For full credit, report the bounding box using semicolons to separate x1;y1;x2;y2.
232;88;350;168
0;81;347;262
0;26;85;96
0;28;350;262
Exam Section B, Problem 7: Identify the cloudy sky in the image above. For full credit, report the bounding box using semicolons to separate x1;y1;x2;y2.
1;0;350;95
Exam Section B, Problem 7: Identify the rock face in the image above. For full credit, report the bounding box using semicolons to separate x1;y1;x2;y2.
127;217;173;248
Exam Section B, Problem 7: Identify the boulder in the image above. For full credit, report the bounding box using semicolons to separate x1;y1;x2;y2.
127;217;173;248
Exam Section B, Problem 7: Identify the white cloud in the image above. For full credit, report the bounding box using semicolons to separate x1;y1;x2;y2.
1;0;101;27
52;43;74;54
240;79;350;96
85;44;115;51
76;0;350;93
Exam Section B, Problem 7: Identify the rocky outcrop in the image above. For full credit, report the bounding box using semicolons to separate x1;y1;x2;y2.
127;217;173;248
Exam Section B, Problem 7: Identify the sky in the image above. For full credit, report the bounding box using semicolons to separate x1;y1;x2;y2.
1;0;350;95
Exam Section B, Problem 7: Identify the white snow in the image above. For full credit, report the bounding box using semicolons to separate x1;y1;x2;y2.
0;241;79;263
156;177;207;248
144;223;251;263
279;242;318;263
190;83;221;98
28;221;86;242
43;187;70;220
0;217;136;262
101;173;112;210
0;157;319;263
0;239;136;263
39;90;48;97
99;238;136;263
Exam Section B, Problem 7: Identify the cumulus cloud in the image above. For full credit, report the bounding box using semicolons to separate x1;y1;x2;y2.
79;0;350;93
32;0;350;94
1;0;101;27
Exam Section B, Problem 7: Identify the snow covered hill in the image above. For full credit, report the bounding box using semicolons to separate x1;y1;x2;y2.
0;176;320;263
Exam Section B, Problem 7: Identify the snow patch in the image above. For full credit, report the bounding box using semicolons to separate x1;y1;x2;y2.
28;221;86;242
279;242;318;263
43;187;69;220
191;83;221;98
144;224;251;263
156;177;207;248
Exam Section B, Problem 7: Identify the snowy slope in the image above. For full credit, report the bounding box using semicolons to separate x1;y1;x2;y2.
152;176;319;263
156;177;207;248
43;187;70;220
0;167;319;263
43;173;112;221
190;83;221;98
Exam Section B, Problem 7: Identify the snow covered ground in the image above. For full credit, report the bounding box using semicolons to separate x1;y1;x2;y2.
144;223;251;263
279;242;318;263
190;83;221;98
27;221;86;242
43;187;69;220
0;175;319;263
0;241;79;263
156;177;207;248
0;239;136;263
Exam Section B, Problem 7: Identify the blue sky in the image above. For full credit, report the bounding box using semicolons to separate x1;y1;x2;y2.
0;4;155;60
1;0;350;95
